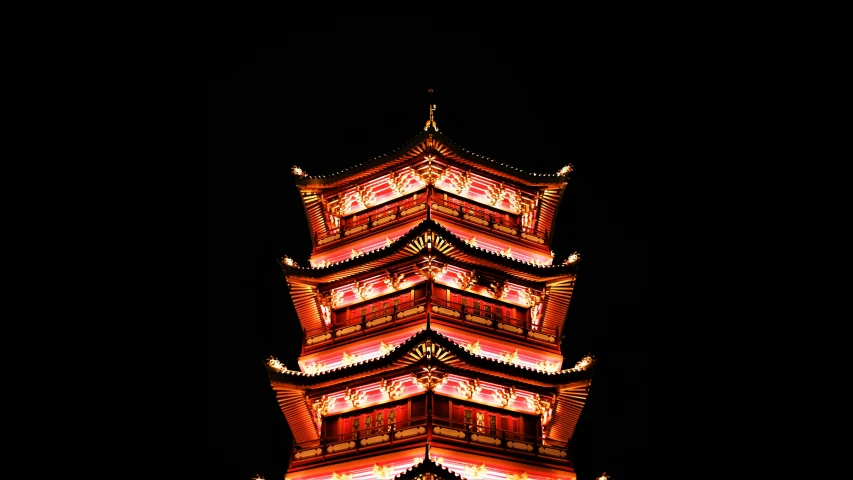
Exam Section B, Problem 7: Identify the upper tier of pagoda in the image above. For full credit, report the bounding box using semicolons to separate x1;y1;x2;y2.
291;128;573;253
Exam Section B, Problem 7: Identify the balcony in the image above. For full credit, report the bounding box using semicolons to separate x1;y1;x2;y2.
302;295;558;354
314;193;429;249
428;193;550;247
429;296;559;346
303;296;429;351
313;188;551;250
290;413;570;467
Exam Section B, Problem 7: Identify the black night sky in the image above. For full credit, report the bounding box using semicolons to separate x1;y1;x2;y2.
210;24;645;480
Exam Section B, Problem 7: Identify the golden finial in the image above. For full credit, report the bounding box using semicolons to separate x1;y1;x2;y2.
424;89;438;132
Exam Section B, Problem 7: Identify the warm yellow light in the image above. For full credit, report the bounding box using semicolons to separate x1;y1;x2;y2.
557;165;573;176
267;356;287;373
342;351;362;366
282;256;296;267
464;463;488;479
564;251;580;264
292;166;306;177
574;354;594;370
372;464;395;480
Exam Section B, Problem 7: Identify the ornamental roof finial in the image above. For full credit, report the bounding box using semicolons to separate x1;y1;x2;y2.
424;89;438;132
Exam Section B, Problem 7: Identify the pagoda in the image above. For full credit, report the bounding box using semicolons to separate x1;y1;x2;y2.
268;92;594;480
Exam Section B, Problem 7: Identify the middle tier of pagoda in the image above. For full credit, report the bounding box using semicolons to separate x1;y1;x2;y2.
281;219;580;357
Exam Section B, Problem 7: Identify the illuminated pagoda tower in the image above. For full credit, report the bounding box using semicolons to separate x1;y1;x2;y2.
268;94;594;480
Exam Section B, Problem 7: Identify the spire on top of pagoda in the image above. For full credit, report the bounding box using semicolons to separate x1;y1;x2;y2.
424;88;438;132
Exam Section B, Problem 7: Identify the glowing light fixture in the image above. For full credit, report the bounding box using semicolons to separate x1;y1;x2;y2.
292;165;307;177
282;256;296;267
557;164;573;176
564;251;580;264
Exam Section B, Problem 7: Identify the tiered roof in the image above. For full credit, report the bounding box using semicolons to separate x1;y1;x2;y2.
293;130;572;250
267;328;592;445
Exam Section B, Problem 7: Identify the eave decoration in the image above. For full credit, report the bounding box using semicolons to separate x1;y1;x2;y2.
389;169;410;195
345;386;367;408
493;386;518;407
412;155;446;186
316;292;332;326
454;269;477;290
373;464;395;480
267;356;287;373
562;251;580;265
383;270;406;290
416;257;447;280
379;377;403;400
311;394;334;423
412;366;448;391
487;279;510;299
465;463;488;479
352;279;374;300
456;378;483;399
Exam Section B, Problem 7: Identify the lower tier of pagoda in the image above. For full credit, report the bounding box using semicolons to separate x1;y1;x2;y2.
287;391;572;475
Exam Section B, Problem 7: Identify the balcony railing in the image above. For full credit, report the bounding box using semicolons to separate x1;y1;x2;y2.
429;296;559;345
314;188;551;248
429;194;550;245
303;293;558;353
314;193;429;247
291;413;570;464
303;296;429;349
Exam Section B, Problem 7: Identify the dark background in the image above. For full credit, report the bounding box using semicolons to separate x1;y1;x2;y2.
209;24;646;480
